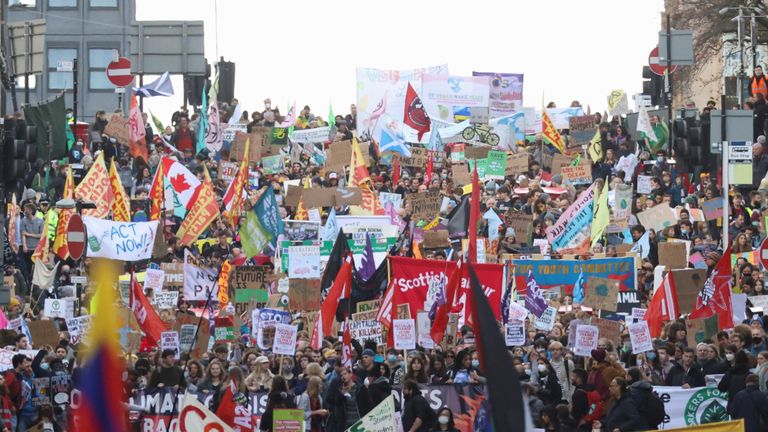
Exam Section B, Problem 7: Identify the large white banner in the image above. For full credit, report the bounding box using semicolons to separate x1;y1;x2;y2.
356;65;448;142
183;251;218;301
420;74;490;123
83;217;158;261
653;386;730;429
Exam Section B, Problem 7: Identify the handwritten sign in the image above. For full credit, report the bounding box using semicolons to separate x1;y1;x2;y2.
232;266;270;315
349;319;383;344
506;152;529;176
408;191;441;222
636;203;676;233
153;291;179;310
592;317;622;345
144;268;165;292
574;324;599;356
584;277;619;312
104;114;130;145
65;315;91;345
534;306;557;331
637;175;653;194
568;115;596;148
560;164;592;185
628;321;652;353
83;217;158;261
393;319;416;350
272;323;298;356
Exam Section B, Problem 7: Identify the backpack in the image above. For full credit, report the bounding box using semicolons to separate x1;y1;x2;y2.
582;390;604;423
638;390;666;429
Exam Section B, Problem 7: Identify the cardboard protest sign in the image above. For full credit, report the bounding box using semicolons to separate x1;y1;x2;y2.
422;230;450;249
28;320;59;348
658;242;687;269
451;165;471;186
288;278;321;311
465;146;490;160
568;115;595;148
218;161;239;183
272;323;298;356
592;317;622;345
552;154;577;175
506;213;533;243
408;191;441;222
685;316;719;348
334;187;363;206
303;188;337;208
353;300;381;320
636;203;676;233
506;152;529;176
628;321;653;353
505;322;526;346
584;277;620;312
159;263;183;291
232;266;270;315
560;165;592;185
574;324;599;356
398;146;429;168
702;199;724;221
326;140;371;171
104;114;130;145
393;319;416;350
670;269;707;314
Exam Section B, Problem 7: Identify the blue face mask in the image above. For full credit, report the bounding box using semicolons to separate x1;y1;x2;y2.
40;363;49;371
646;352;657;361
471;359;480;369
387;354;397;363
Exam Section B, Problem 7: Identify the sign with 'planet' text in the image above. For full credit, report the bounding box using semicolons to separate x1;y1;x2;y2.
83;217;158;261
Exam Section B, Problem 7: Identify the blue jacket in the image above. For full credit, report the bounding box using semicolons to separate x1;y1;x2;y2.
729;385;768;432
604;393;647;432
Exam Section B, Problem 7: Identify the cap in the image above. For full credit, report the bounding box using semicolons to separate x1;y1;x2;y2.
362;348;376;357
329;172;338;179
323;348;336;360
255;355;269;364
373;176;385;183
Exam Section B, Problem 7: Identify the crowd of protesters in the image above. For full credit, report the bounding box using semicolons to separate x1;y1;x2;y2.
3;86;768;432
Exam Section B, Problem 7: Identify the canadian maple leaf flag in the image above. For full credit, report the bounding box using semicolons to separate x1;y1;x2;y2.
161;157;201;211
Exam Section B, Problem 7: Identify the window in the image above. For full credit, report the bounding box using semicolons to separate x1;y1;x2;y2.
89;0;116;6
8;0;36;8
89;48;116;90
14;75;36;89
48;0;76;6
47;48;76;90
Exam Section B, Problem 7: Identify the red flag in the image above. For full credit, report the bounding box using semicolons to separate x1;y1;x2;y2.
690;247;734;330
467;166;480;263
128;95;148;163
430;261;461;345
643;271;680;338
130;273;166;345
215;379;237;428
403;83;431;142
320;259;352;337
424;151;434;185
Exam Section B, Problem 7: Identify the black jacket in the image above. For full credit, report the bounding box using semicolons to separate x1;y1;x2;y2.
603;393;647;432
402;392;434;432
729;385;768;432
324;377;372;432
664;362;705;387
718;363;751;413
368;376;392;409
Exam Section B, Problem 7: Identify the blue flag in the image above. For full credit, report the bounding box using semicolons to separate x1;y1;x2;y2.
196;86;207;154
379;127;412;157
500;263;515;324
573;269;585;304
321;207;339;241
254;187;285;247
428;127;442;152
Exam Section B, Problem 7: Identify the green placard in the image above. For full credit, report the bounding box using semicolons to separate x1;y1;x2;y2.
273;408;304;432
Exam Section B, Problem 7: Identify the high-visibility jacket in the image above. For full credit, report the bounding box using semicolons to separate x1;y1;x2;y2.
751;75;768;98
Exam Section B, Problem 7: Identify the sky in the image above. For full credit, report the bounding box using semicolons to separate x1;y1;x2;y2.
136;0;665;122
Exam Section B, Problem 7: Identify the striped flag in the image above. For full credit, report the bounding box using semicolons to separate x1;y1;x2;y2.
133;72;174;98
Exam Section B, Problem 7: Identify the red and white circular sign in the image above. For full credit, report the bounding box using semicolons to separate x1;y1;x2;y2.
760;237;768;270
648;47;677;76
67;214;86;260
106;57;134;87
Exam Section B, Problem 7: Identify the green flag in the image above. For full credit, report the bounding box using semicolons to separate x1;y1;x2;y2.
23;93;67;161
240;209;271;258
328;103;335;129
346;396;397;432
149;110;165;134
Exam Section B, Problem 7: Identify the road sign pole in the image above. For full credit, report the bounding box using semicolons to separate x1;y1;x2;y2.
722;140;729;248
666;14;674;156
73;58;78;126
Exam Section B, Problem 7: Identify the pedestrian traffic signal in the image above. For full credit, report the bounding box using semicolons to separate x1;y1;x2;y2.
642;66;663;106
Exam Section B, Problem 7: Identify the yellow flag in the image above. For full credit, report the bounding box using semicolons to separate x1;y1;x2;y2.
541;110;566;154
293;176;310;221
654;420;743;432
109;158;131;222
588;129;603;162
591;179;610;247
177;164;221;246
88;258;122;351
54;168;75;258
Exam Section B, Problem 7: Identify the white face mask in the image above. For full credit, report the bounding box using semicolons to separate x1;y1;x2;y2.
726;353;735;362
636;359;643;366
538;364;548;373
438;416;450;425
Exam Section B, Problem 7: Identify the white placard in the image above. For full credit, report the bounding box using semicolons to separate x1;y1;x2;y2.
153;291;179;310
628;321;653;353
82;217;158;261
349;320;383;344
416;311;434;349
637;175;653;194
379;193;403;211
393;319;416;351
44;298;75;320
287;245;321;279
160;331;180;359
505;321;526;346
183;257;218;302
272;323;298;356
307;208;322;223
507;301;528;322
65;315;91;345
533;306;557;331
70;276;88;286
631;308;647;323
574;324;599;356
144;268;165;292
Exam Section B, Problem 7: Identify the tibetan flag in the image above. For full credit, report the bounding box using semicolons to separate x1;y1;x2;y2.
541;109;566;154
467;264;530;432
128;95;147;163
176;165;220;246
689;246;734;330
222;139;250;225
109;157;131;222
148;162;164;220
591;179;609;247
75;152;114;219
54;168;75;259
70;258;126;432
403;83;431;142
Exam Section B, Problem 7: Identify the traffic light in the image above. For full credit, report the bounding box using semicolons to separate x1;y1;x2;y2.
3;117;38;196
184;62;211;107
642;66;663;106
217;58;235;105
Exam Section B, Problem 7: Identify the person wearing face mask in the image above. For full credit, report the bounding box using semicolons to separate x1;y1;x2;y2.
533;358;562;406
429;407;459;432
718;350;752;414
547;341;574;402
749;329;767;356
